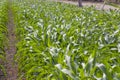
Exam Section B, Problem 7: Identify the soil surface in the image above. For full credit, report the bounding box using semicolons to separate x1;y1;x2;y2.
4;1;18;80
52;0;118;10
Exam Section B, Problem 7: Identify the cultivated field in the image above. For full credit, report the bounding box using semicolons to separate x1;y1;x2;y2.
0;0;120;80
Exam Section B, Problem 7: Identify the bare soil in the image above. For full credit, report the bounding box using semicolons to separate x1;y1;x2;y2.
4;1;18;80
52;0;118;10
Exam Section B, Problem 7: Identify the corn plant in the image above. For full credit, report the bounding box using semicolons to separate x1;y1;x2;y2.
12;0;120;80
0;0;8;76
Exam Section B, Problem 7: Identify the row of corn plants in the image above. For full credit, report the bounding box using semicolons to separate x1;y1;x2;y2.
0;0;8;76
12;0;120;80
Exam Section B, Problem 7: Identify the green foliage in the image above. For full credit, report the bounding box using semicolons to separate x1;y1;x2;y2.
13;0;120;80
0;0;8;76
